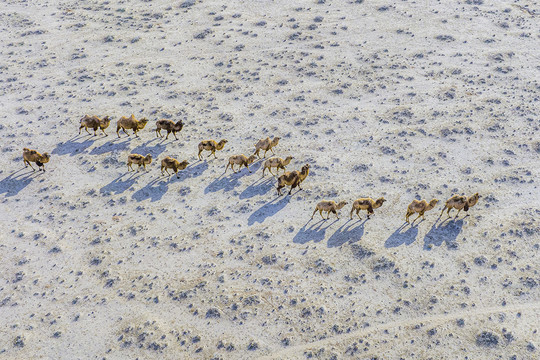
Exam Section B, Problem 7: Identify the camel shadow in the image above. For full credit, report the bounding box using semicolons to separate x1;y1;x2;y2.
0;168;41;197
100;172;143;195
52;135;96;156
204;172;241;194
423;218;464;250
183;161;209;179
327;219;367;248
247;195;291;225
384;223;420;248
239;177;274;199
129;139;168;158
89;138;130;156
293;218;337;244
132;177;168;202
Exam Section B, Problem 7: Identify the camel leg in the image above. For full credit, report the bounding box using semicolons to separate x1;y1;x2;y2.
405;210;412;223
269;168;276;176
271;147;276;155
84;126;91;135
350;208;354;219
455;209;461;218
198;150;203;160
213;150;217;159
173;131;178;140
127;163;133;171
24;159;35;170
263;149;268;158
311;209;317;219
101;128;108;136
232;164;237;173
123;127;130;136
117;127;121;138
357;209;362;220
332;209;338;219
165;130;170;140
276;185;283;195
93;127;98;136
440;206;447;217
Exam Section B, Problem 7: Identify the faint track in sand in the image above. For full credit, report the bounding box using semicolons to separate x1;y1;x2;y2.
261;301;540;359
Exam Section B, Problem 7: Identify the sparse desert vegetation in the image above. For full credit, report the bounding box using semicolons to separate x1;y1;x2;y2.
1;1;539;359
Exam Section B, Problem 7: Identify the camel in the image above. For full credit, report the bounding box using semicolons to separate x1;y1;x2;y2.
161;156;189;178
254;137;280;158
225;154;257;173
23;148;50;171
405;198;439;224
440;193;480;218
198;139;228;160
350;197;386;220
116;114;149;138
127;153;152;171
312;200;348;220
155;119;184;140
262;156;293;177
276;164;310;195
79;115;111;136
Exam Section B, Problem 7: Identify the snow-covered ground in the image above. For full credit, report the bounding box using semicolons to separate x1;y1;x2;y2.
1;0;539;358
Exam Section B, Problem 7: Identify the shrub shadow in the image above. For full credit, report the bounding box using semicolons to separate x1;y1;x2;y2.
0;168;41;197
52;135;96;156
384;223;419;248
247;195;291;225
132;177;169;202
327;219;367;248
100;172;143;195
293;219;337;244
423;218;464;250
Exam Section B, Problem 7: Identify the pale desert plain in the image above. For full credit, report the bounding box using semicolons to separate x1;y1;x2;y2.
0;0;539;359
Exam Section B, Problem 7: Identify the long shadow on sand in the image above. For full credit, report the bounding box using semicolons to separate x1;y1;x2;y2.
384;223;419;248
205;172;242;194
247;195;291;225
327;219;367;247
184;161;209;179
293;218;338;244
100;172;143;195
423;218;464;250
0;168;41;197
52;135;97;156
88;138;130;156
132;177;169;202
239;176;274;199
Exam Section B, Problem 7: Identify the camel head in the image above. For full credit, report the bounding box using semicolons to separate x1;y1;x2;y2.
144;154;152;164
468;193;479;206
217;139;228;149
247;155;257;164
336;201;348;210
138;118;149;129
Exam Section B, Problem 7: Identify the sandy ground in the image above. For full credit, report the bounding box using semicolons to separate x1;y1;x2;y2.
1;0;539;359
